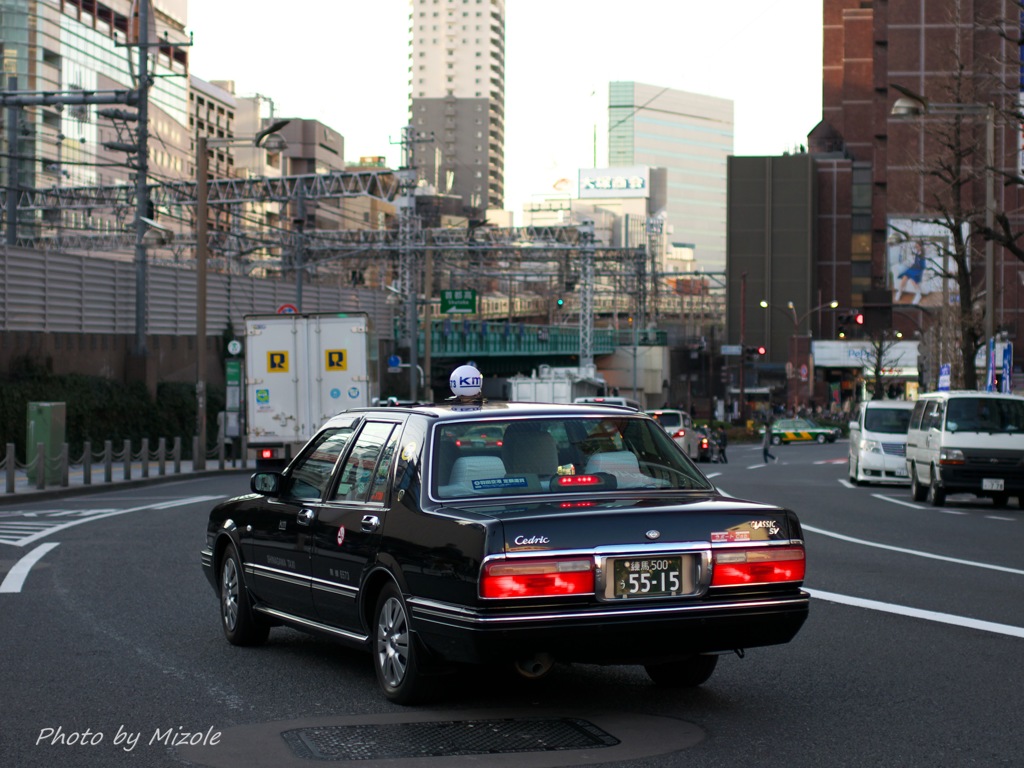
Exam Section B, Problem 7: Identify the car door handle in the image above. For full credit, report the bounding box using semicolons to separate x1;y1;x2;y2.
361;515;381;533
297;508;316;526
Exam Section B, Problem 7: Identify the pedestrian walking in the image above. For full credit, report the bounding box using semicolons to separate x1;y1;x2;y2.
762;418;778;464
716;426;728;464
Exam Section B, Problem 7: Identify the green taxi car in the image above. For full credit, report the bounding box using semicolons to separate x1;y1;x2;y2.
760;418;841;445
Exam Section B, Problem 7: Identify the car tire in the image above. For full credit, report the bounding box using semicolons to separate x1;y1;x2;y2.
910;465;928;502
927;468;946;507
645;654;718;688
219;546;270;647
373;581;428;705
816;434;826;444
771;435;782;446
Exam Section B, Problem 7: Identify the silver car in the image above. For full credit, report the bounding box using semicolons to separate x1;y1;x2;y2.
645;409;701;460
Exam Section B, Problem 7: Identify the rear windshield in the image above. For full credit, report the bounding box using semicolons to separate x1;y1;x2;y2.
944;397;1024;434
433;416;712;499
864;407;913;434
647;411;683;429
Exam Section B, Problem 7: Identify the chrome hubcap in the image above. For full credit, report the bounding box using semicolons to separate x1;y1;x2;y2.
376;596;409;688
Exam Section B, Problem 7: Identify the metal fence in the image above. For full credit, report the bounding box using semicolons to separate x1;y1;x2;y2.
0;245;394;336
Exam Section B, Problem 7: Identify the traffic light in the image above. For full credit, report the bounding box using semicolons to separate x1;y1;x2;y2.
854;311;864;326
744;346;765;360
556;298;564;307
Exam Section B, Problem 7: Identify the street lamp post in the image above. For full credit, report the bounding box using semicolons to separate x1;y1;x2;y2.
760;299;838;409
891;91;996;373
194;121;289;470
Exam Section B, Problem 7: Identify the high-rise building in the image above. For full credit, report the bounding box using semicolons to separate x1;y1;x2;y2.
408;0;505;214
608;82;733;274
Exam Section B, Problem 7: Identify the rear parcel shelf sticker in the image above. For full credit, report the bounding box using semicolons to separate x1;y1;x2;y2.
471;477;529;490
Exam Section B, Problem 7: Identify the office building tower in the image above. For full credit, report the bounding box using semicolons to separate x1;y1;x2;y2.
408;0;505;213
608;82;733;274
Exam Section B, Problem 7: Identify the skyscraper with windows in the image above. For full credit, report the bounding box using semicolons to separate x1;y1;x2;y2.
608;82;733;274
408;0;505;214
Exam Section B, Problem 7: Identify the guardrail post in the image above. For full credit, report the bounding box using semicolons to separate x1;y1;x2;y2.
35;443;45;489
104;440;112;483
158;438;166;476
60;443;69;487
123;439;131;480
5;443;14;494
141;438;150;478
173;437;181;474
192;436;199;474
83;440;92;486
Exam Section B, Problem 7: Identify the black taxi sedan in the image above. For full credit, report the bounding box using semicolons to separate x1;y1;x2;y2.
201;376;809;704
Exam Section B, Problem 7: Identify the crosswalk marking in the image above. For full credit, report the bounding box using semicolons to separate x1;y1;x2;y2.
0;496;221;548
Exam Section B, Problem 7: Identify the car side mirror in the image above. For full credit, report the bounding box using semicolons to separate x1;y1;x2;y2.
848;421;857;431
251;471;281;496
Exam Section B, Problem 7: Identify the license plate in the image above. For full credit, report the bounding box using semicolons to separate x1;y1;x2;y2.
611;556;684;598
983;478;1005;491
894;468;907;477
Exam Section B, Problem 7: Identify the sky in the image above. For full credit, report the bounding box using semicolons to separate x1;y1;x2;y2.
185;1;824;222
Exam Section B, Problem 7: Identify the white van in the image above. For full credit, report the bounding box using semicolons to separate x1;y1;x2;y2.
645;408;701;460
905;391;1024;507
848;400;915;485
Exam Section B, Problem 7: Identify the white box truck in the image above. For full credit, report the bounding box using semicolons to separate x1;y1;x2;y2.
244;312;375;466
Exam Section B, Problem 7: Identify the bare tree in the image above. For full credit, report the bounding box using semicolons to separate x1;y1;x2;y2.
890;0;1016;390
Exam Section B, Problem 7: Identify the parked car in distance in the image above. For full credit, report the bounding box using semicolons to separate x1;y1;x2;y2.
202;368;809;704
761;418;841;445
848;400;915;485
905;391;1024;507
645;408;700;460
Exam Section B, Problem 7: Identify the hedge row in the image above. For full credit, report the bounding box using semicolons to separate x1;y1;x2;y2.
0;357;224;461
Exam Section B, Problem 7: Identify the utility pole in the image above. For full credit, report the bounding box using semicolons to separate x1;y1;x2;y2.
577;220;595;372
132;0;151;359
195;135;209;470
5;75;17;247
393;124;431;401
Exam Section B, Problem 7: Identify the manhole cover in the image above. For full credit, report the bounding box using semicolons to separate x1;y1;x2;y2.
281;718;620;761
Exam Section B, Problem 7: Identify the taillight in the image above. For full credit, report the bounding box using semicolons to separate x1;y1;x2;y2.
481;557;595;598
259;448;275;460
673;429;686;438
711;547;805;587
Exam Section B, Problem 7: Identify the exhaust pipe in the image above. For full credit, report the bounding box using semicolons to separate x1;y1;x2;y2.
513;652;555;679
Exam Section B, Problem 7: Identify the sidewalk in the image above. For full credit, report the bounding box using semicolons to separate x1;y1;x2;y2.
1;458;251;503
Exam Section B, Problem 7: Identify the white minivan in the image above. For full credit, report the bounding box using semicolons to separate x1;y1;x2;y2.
848;400;915;485
905;391;1024;507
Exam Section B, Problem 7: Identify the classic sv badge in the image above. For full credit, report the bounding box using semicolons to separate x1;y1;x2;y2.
645;530;661;540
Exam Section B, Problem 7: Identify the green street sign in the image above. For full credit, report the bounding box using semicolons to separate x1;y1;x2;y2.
440;289;477;314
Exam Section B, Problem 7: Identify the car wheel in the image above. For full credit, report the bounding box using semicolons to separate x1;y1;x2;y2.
992;493;1009;508
816;434;826;444
927;468;946;507
374;581;428;705
645;654;718;688
771;435;782;446
219;546;269;646
910;465;928;502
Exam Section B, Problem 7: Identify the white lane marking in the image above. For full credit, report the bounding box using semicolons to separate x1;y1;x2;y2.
838;479;855;489
715;487;734;498
0;543;60;593
807;588;1024;640
748;464;768;470
705;472;722;479
987;516;1016;522
0;496;221;548
870;493;924;510
802;524;1024;576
